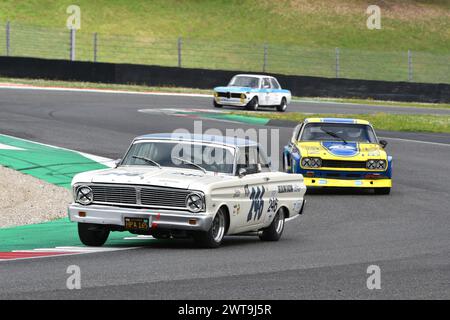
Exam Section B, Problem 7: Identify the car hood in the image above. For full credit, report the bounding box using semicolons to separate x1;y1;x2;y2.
296;141;387;160
72;166;229;191
214;86;256;93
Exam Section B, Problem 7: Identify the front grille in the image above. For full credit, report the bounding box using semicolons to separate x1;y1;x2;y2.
141;187;190;208
90;184;188;209
217;92;241;98
322;160;366;169
91;185;137;204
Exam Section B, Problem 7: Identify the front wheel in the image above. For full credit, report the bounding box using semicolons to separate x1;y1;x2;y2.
374;187;391;195
246;96;259;111
276;97;288;112
193;208;226;248
78;223;110;246
213;99;222;108
259;210;285;241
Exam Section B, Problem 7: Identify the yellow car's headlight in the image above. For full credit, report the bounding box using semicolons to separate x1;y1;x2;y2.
366;159;386;170
301;157;322;168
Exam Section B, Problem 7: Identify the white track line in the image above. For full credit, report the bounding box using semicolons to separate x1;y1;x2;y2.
12;246;138;253
123;235;155;240
379;136;450;147
0;83;211;98
0;132;115;167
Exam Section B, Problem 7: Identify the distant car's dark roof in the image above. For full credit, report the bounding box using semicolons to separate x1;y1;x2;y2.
134;133;258;147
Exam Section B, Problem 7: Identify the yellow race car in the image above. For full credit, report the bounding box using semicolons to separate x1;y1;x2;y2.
283;118;392;194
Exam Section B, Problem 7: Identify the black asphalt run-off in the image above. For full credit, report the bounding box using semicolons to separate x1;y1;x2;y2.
0;88;449;299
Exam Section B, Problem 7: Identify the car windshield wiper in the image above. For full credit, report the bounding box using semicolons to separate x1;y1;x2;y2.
131;156;162;169
173;157;207;174
321;129;348;144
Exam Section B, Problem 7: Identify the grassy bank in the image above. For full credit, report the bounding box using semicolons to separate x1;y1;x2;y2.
0;1;448;83
230;112;450;134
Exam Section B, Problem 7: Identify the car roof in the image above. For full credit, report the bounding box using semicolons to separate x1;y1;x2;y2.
134;133;259;147
304;117;370;125
233;74;274;79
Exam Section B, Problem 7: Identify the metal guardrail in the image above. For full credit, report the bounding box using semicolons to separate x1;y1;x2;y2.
0;21;449;84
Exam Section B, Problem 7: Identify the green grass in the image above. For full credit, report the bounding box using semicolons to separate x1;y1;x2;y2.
0;1;449;83
230;112;450;134
2;77;450;110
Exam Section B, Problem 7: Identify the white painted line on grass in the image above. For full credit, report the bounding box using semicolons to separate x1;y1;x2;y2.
0;143;25;150
0;133;115;167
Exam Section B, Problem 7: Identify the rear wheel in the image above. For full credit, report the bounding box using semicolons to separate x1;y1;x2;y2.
374;187;391;195
246;96;259;111
276;97;288;112
259;209;285;241
78;223;110;246
193;208;226;248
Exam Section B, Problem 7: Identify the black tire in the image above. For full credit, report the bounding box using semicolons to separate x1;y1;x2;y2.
78;223;110;247
374;187;391;195
276;97;288;112
193;208;227;248
259;209;285;241
246;96;259;111
213;99;222;108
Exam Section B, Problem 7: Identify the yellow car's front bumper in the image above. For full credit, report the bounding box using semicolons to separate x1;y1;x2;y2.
304;177;392;188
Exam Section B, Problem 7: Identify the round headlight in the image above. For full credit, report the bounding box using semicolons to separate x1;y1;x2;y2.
311;158;322;168
240;93;246;99
367;160;377;169
76;186;93;205
186;193;204;213
376;160;387;170
301;157;311;167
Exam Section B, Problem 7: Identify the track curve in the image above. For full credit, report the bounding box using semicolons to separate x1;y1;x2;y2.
0;87;449;299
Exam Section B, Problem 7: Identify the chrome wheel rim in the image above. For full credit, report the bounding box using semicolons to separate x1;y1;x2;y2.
275;213;284;234
212;211;225;242
281;100;287;110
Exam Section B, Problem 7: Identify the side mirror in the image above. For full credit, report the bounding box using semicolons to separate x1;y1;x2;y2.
379;140;388;148
114;158;122;168
238;168;247;178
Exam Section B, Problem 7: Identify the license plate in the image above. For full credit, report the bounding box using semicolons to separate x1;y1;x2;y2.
124;217;150;231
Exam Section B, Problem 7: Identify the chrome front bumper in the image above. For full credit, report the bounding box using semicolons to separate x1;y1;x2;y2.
215;97;248;106
68;204;213;231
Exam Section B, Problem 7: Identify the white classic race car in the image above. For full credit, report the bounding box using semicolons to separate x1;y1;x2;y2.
68;133;306;248
213;74;292;112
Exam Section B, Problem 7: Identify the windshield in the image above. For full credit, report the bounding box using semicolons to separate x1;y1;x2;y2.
228;76;260;88
300;123;377;143
121;141;235;174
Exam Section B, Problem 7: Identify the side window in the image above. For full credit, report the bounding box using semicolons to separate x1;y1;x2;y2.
270;78;280;89
262;78;271;89
236;146;260;174
257;147;271;172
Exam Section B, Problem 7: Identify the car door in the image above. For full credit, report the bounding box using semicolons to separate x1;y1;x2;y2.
269;78;282;105
234;145;276;232
260;78;272;106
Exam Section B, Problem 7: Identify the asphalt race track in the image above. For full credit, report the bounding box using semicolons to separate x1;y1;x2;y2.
0;87;449;299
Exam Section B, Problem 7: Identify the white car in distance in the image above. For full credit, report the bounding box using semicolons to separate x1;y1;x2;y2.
213;74;292;112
